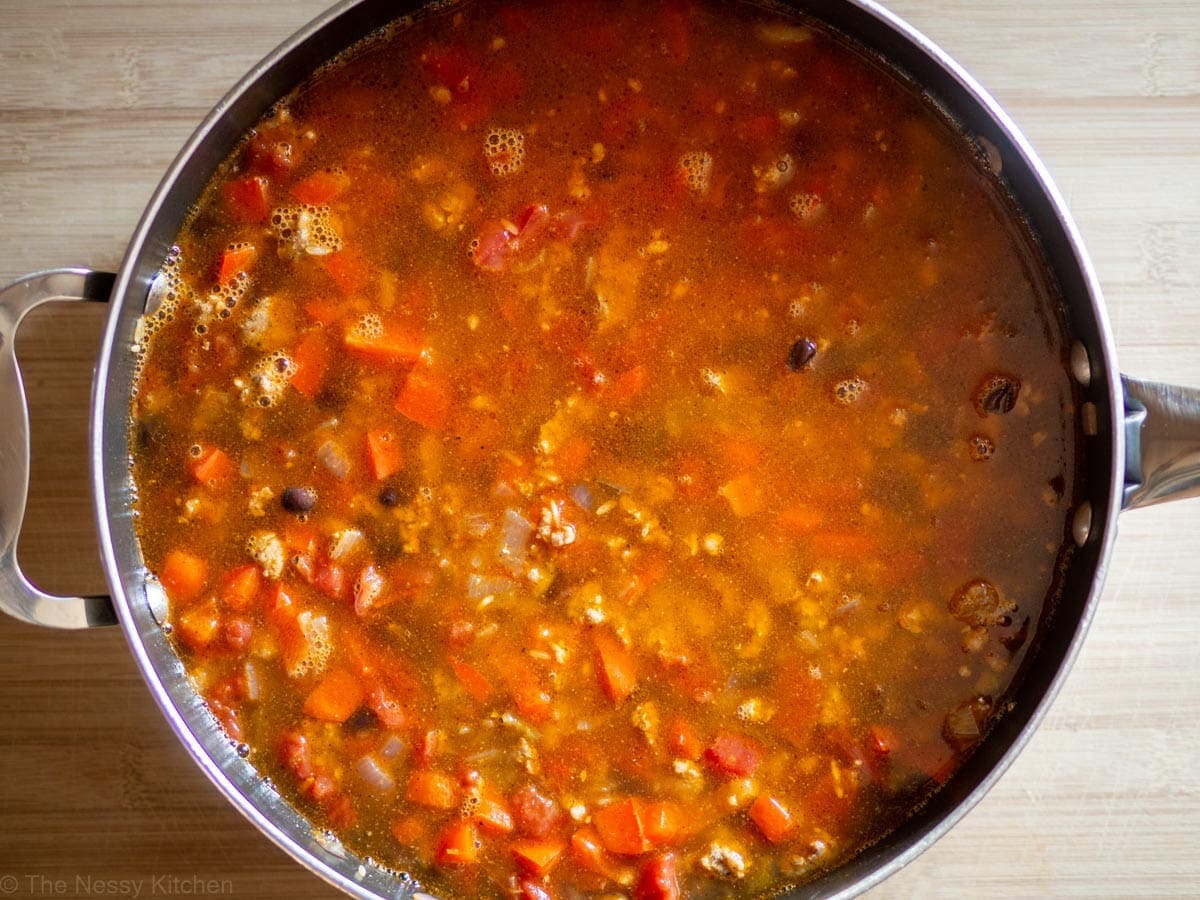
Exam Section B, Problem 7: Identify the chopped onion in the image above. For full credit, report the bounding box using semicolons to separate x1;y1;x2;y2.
498;508;532;574
379;734;405;760
329;528;364;561
468;573;516;600
353;563;385;616
569;483;596;512
355;754;394;792
758;21;813;44
463;512;492;538
944;703;982;746
242;661;261;702
316;439;349;480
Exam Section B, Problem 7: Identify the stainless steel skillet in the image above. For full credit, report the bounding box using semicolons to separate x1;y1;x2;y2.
0;1;1197;896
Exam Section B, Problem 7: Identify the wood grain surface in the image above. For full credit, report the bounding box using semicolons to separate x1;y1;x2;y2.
1;1;1197;898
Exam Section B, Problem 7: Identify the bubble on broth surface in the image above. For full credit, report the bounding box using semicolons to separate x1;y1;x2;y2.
484;127;526;177
752;153;794;193
240;349;297;407
790;191;824;222
833;377;867;404
271;204;343;256
349;312;384;343
678;150;713;194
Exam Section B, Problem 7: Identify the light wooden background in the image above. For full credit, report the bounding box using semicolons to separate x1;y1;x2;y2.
1;1;1198;897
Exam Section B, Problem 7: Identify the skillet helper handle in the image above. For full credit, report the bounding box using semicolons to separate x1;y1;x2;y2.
1123;376;1200;509
0;268;118;627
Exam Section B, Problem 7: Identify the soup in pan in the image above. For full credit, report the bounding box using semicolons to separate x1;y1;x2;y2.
130;0;1077;896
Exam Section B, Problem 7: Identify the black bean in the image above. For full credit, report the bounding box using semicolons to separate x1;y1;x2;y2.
786;338;817;371
379;487;400;507
974;374;1020;416
281;486;316;513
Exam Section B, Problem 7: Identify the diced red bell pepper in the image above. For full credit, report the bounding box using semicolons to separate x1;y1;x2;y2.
472;203;549;272
365;429;403;480
290;169;350;205
594;630;637;704
220;176;270;224
704;732;764;777
434;820;479;867
216;243;257;285
289;330;331;398
512;838;566;876
634;853;680;900
593;798;650;856
748;793;795;844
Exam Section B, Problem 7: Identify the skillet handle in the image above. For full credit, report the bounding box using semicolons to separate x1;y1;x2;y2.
1123;375;1200;509
0;268;118;627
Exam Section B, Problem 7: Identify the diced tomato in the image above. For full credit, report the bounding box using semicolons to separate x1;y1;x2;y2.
343;322;425;364
434;820;478;867
314;562;347;601
216;243;257;285
395;367;450;430
665;718;704;761
219;564;261;611
327;795;358;829
245;134;294;176
221;616;253;652
160;549;207;603
512;838;566;876
634;853;680;900
518;880;552;900
188;445;235;486
220;176;270;224
303;669;364;723
704;732;764;777
868;724;900;757
594;630;637;704
176;598;221;651
367;686;408;729
291;169;351;205
290;330;331;398
449;658;494;703
407;770;459;809
749;794;795;844
365;429;403;481
472;203;550;272
509;783;562;839
419;42;480;92
593;798;649;856
279;731;314;780
609;364;648;407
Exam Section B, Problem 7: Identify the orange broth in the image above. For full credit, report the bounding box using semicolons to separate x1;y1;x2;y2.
130;1;1077;896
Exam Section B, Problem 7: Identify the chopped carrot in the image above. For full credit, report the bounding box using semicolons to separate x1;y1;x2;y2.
290;169;351;205
188;445;235;486
219;564;261;611
406;770;459;809
555;436;591;481
511;838;567;876
593;798;650;856
641;801;685;846
302;297;342;326
343;323;425;364
365;429;404;481
610;364;648;406
749;794;795;844
160;549;207;603
322;248;370;296
395;367;450;430
290;330;331;398
449;658;494;703
434;820;479;867
220;176;270;223
594;630;637;704
216;243;257;285
176;598;220;651
302;669;365;723
473;788;514;835
665;718;703;761
718;473;764;517
777;505;824;535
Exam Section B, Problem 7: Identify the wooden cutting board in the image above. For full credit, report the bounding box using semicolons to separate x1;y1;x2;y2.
1;2;1197;897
